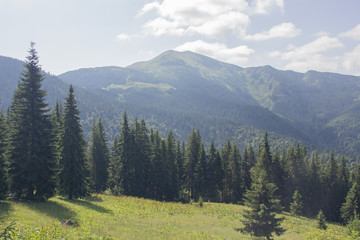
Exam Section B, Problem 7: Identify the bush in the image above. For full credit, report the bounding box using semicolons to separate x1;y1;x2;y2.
347;217;360;239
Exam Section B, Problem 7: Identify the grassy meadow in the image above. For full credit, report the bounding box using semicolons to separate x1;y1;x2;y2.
0;194;352;239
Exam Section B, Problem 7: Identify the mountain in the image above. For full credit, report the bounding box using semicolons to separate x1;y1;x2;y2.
1;51;359;158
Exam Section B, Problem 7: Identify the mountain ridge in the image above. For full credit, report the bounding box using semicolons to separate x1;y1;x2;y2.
1;51;359;158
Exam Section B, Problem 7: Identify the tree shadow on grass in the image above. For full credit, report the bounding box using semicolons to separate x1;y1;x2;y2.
61;198;113;215
21;200;76;221
0;201;12;220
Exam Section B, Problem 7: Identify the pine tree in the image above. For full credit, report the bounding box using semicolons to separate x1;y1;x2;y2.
195;141;208;200
241;132;284;239
241;170;285;239
317;210;327;230
59;85;89;200
306;151;324;216
119;111;134;196
108;136;122;195
165;131;178;201
341;182;360;222
184;129;201;199
88;118;110;193
7;43;56;201
325;151;341;221
229;142;243;203
207;140;223;202
133;119;151;198
0;110;8;199
221;139;232;202
290;190;303;216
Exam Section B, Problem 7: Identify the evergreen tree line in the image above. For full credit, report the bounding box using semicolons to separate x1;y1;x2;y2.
1;44;360;228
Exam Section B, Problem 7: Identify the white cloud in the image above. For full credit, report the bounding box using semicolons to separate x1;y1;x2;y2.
281;36;343;61
269;36;344;72
244;22;300;41
251;0;284;14
137;1;161;17
187;11;249;37
137;0;283;38
174;40;254;65
117;33;132;41
339;24;360;40
343;44;360;75
284;54;340;73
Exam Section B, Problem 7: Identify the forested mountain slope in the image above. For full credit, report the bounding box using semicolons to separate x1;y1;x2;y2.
1;50;359;157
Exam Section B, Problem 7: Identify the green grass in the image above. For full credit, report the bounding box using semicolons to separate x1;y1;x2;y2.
0;195;352;239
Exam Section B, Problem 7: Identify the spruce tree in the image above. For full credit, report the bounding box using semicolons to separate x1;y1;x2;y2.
325;151;341;221
317;210;327;230
290;190;303;216
59;85;89;200
0;110;8;199
119;111;135;196
7;43;56;201
341;182;360;222
195;141;208;200
134;119;151;198
241;132;284;239
88;118;110;193
165;131;178;201
229;142;243;203
108;136;122;195
221;139;232;202
184;129;201;199
207;140;223;202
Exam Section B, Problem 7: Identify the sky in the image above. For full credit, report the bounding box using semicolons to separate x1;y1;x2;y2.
0;0;359;76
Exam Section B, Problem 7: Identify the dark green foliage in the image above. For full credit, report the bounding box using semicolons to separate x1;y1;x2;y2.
241;133;284;239
59;85;90;200
207;140;223;202
290;190;303;216
229;142;243;203
0;111;8;199
108;136;122;195
88;118;110;193
118;111;134;196
306;152;324;216
241;171;284;239
221;139;232;202
7;43;56;201
324;151;342;221
347;216;360;237
317;210;327;230
184;129;201;200
341;182;360;222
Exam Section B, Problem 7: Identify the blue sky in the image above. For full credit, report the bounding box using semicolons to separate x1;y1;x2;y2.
0;0;359;75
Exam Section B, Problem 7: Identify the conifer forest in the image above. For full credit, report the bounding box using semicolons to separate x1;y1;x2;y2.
1;44;360;240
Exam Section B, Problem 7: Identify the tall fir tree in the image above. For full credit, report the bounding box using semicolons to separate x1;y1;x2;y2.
207;140;223;202
7;43;56;201
241;132;284;239
88;118;110;193
229;142;243;203
195;141;208;200
221;139;232;202
119;111;135;196
341;182;360;222
325;151;341;221
165;131;178;201
59;85;89;200
306;151;325;217
0;110;8;199
108;136;122;195
184;129;201;199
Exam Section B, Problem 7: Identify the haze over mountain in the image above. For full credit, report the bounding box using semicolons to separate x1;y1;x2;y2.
1;51;359;158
